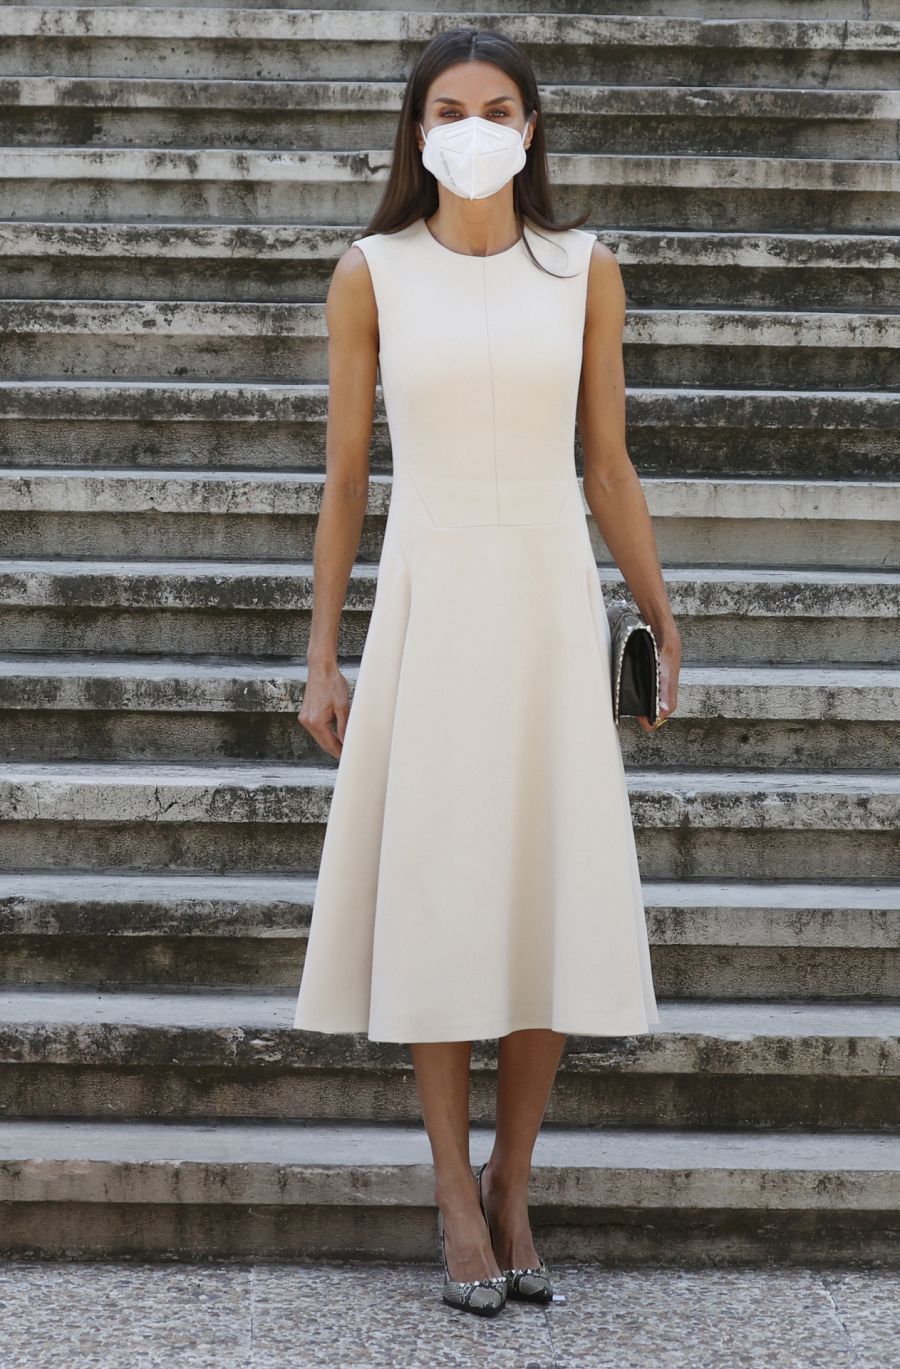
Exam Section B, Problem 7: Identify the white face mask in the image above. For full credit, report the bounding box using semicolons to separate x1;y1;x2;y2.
418;114;530;201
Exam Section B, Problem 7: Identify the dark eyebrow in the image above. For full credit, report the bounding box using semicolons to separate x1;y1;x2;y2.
431;95;515;106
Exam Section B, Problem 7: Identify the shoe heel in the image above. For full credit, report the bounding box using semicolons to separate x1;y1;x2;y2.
476;1161;554;1304
437;1194;507;1317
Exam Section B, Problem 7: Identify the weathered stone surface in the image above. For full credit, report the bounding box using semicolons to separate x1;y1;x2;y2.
1;1120;899;1264
0;0;897;1271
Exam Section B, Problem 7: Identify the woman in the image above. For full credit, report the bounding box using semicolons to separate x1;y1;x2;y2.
293;26;681;1316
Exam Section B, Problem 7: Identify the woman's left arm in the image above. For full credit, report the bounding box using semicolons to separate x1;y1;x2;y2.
577;240;682;731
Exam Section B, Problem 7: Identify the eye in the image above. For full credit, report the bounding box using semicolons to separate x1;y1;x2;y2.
437;109;511;119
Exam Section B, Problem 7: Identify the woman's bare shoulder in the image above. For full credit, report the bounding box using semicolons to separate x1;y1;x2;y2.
587;234;621;274
326;238;379;334
335;234;379;275
585;236;626;326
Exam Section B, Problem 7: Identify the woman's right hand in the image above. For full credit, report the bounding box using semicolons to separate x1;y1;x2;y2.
298;661;351;761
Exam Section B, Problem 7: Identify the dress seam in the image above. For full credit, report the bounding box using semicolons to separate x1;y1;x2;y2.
480;255;500;523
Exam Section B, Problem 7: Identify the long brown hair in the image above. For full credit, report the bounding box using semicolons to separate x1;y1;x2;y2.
362;26;590;276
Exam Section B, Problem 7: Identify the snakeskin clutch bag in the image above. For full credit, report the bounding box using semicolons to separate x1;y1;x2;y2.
606;598;661;725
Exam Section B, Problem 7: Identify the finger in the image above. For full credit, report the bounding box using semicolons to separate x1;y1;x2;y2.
333;702;350;745
300;707;343;759
314;725;342;760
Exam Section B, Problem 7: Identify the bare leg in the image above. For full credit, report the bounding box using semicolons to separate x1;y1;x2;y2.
480;1028;567;1268
408;1040;503;1282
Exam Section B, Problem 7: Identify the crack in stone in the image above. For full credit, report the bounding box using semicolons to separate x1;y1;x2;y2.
818;1274;863;1367
151;786;181;821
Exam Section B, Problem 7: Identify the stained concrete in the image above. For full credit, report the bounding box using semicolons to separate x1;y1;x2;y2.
0;1260;898;1368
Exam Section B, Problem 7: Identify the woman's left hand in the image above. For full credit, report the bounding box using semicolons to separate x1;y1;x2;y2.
637;628;682;734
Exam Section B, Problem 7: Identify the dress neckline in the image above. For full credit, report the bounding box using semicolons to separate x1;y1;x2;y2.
420;216;525;260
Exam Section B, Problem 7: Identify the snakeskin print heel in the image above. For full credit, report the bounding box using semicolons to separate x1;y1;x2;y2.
476;1160;554;1304
437;1206;508;1315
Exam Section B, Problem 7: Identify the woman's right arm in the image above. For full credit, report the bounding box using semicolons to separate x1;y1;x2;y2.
298;243;379;760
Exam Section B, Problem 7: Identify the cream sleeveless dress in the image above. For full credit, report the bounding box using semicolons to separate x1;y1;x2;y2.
292;215;660;1043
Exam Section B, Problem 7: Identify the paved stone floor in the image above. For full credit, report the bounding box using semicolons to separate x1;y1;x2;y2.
0;1260;898;1368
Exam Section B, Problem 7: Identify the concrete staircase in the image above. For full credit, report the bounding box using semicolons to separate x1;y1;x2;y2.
0;1;898;1264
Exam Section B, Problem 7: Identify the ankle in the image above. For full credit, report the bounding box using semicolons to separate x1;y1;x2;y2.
435;1165;481;1211
482;1159;531;1205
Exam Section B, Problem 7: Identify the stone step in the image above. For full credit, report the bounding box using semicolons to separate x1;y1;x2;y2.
2;146;896;231
3;10;896;88
0;380;893;478
0;760;896;881
4;0;890;17
3;300;896;389
2;223;894;310
1;871;897;1000
0;989;898;1128
1;651;898;770
161;0;900;14
0;1117;898;1263
2;0;894;1279
1;470;895;568
0;557;895;663
4;76;899;159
